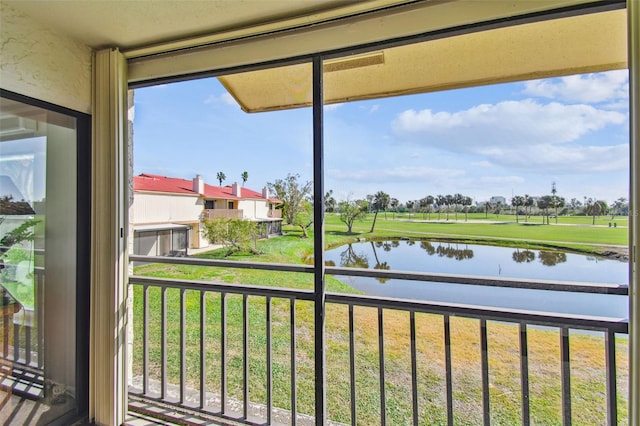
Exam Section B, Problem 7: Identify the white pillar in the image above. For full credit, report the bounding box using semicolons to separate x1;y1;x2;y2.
628;0;639;423
90;47;128;426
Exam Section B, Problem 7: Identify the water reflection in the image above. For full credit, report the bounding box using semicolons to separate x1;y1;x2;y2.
324;240;628;317
334;241;589;272
538;251;568;266
512;249;535;263
370;242;390;283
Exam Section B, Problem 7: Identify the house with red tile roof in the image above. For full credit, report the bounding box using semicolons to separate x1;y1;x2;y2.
132;173;281;256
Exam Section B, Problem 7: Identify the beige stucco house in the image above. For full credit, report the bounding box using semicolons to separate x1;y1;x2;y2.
132;173;281;255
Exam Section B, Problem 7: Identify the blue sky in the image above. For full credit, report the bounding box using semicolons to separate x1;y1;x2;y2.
133;69;629;205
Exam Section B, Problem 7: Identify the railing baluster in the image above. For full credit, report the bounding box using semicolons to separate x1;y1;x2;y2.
266;297;272;425
560;327;571;426
143;285;149;395
605;330;617;426
378;307;386;426
444;314;453;426
410;311;419;426
221;292;227;415
161;287;167;400
180;288;186;404
480;319;490;426
25;321;32;366
3;313;8;358
520;323;530;426
36;269;44;369
243;294;249;420
13;321;20;362
290;298;297;426
349;304;357;425
200;290;207;409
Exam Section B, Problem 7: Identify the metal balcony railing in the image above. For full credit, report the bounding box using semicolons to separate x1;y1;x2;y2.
128;255;628;426
0;266;45;398
204;209;244;220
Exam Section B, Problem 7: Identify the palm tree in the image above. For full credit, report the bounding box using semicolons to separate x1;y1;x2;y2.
241;171;248;186
216;171;226;186
370;191;390;232
390;197;399;220
551;182;559;224
462;196;473;221
324;190;337;212
511;195;525;223
453;193;463;221
524;194;534;222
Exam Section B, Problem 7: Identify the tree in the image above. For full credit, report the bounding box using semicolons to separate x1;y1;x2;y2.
241;171;249;186
268;173;312;226
216;171;226;186
390;198;399;220
338;200;367;233
537;195;553;224
293;200;314;238
611;197;628;219
324;190;337;213
511;195;525;223
201;218;260;257
551;182;559;224
462;196;473;221
445;194;454;220
483;201;492;219
369;191;390;233
453;193;463;221
584;198;608;225
524;194;535;222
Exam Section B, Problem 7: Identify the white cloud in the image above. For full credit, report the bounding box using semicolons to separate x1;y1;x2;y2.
369;105;380;113
392;99;626;173
204;92;239;107
328;166;465;182
471;160;493;168
523;70;628;103
485;143;628;173
324;103;344;111
478;176;525;185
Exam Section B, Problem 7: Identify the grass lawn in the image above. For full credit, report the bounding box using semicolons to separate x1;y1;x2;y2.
131;217;629;424
324;213;628;253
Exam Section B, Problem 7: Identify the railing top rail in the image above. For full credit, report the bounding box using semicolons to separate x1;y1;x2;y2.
129;275;628;333
326;292;629;334
129;255;628;295
326;266;629;295
130;254;312;274
129;275;315;300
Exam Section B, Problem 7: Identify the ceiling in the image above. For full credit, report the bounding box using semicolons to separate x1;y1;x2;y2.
4;0;416;52
219;8;627;112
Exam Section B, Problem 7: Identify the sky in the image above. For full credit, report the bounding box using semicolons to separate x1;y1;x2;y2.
132;69;629;206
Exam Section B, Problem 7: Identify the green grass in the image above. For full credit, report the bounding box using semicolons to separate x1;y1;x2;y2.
131;217;629;424
324;213;628;253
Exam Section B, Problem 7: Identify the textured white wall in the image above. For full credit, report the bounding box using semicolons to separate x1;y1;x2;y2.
131;192;203;225
0;2;92;113
238;199;270;219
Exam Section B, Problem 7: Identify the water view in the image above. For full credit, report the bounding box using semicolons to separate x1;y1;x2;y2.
325;240;628;319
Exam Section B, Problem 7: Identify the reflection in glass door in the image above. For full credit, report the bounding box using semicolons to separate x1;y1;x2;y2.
0;92;89;425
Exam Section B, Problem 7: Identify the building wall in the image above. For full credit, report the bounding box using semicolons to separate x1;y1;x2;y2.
132;192;202;225
131;192;209;248
238;199;270;219
0;2;92;114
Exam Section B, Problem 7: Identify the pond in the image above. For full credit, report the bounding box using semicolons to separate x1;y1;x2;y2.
324;240;628;319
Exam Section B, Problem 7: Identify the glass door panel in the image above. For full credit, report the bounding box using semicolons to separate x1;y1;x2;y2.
0;94;88;425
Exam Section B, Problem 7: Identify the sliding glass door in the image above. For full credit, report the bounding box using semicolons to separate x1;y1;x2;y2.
0;91;90;425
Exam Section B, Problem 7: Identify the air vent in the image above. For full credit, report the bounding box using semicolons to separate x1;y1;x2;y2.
324;51;384;73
